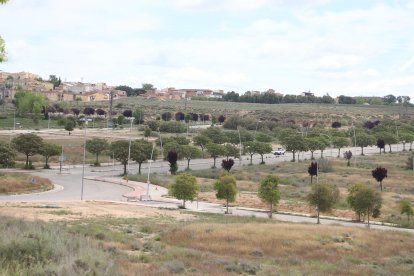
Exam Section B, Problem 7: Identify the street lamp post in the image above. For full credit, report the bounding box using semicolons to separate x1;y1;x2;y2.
126;117;134;178
145;143;156;201
81;118;92;200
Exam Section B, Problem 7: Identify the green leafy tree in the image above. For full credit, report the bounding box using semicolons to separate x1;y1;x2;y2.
281;134;307;162
0;0;8;63
193;135;212;157
48;75;61;88
332;137;349;158
350;185;382;227
258;175;281;218
170;173;199;208
243;141;257;165
110;140;130;175
201;127;227;144
64;119;75;135
86;138;109;166
347;182;366;221
224;143;240;161
206;143;225;168
131;139;155;174
133;109;144;124
14;91;48;124
178;145;202;170
40;142;60;169
355;132;376;155
255;133;272;143
214;173;237;214
254;141;272;164
400;199;414;223
12;134;43;169
306;137;324;160
144;127;152;139
167;150;178;175
377;132;398;153
317;136;330;158
0;141;16;168
307;182;340;224
400;132;414;151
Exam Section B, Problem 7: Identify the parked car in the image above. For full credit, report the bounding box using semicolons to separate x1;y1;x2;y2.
272;147;286;155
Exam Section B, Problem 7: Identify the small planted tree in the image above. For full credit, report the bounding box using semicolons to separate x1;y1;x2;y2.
221;159;234;172
0;142;16;168
110;140;130;175
170;173;199;208
214;173;237;214
131;139;155;174
193;135;212;158
347;182;366;221
40;142;60;169
218;115;226;124
372;166;388;192
86;138;109;166
258;175;281;218
355;133;376;155
178;145;202;170
307;182;340;224
400;199;414;224
376;139;385;154
206;143;225;168
12;133;43;169
308;162;318;184
167;150;178;175
351;185;382;227
343;150;352;166
332;137;349;158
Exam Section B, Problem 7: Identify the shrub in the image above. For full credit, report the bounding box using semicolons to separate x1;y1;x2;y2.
159;121;186;133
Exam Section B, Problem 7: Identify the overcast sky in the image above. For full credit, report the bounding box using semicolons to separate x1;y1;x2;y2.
1;0;414;97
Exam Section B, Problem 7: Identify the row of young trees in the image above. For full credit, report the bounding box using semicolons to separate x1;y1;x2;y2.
169;170;411;227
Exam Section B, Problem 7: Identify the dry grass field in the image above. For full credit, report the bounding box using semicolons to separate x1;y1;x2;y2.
0;172;53;194
1;202;413;275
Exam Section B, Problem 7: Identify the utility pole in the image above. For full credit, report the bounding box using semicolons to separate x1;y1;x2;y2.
108;90;114;128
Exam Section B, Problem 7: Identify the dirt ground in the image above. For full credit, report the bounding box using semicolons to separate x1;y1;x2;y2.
198;191;356;219
0;201;194;222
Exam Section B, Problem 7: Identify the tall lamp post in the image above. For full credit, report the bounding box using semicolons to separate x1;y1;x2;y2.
126;117;134;179
81;118;92;200
144;143;156;201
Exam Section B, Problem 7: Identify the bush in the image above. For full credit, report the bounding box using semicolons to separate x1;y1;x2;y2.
159;121;186;133
318;159;334;173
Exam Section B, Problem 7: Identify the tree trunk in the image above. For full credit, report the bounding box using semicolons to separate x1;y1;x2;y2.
311;175;313;184
321;150;324;158
292;151;296;162
261;154;264;164
402;142;406;151
389;144;392;153
367;209;370;228
96;153;99;164
213;157;216;168
297;152;300;161
250;154;253;165
226;198;229;214
317;206;320;224
269;202;273;218
361;146;364;155
337;148;341;158
45;157;49;168
311;151;314;159
123;163;127;175
380;181;383;192
138;163;142;174
183;199;186;208
410;142;412;151
187;159;190;169
26;154;29;168
347;159;350;166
